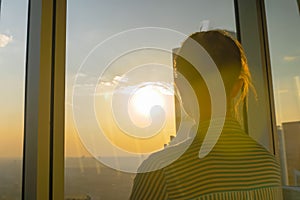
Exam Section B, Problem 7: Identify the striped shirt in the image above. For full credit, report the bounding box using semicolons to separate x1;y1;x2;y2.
130;119;283;200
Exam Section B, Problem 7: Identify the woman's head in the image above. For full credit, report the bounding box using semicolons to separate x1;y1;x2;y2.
174;30;255;120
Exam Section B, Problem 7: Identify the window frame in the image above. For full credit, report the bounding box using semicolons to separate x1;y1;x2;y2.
22;0;278;199
22;0;66;199
235;0;278;154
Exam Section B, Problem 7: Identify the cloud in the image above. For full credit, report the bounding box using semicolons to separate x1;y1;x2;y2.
113;75;128;83
76;73;87;77
100;81;115;87
283;56;299;62
0;34;13;47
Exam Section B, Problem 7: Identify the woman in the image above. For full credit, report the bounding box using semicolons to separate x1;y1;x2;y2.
130;30;283;200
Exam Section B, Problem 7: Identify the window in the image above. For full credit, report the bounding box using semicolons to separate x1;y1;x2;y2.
0;0;28;199
65;0;236;199
20;0;299;199
265;0;300;197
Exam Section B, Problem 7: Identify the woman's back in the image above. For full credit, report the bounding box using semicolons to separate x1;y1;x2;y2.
130;119;282;200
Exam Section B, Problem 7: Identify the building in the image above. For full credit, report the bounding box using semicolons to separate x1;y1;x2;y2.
282;121;300;186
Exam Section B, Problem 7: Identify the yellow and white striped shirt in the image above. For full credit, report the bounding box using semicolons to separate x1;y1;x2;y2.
130;119;283;200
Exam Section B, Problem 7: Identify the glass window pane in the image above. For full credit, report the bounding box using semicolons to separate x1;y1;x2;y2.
0;0;28;199
265;0;300;198
65;1;237;199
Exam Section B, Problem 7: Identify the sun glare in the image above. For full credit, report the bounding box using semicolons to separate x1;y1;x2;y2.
128;85;166;127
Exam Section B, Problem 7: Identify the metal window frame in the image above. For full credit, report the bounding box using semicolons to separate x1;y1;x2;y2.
234;0;278;155
21;0;279;199
22;0;66;199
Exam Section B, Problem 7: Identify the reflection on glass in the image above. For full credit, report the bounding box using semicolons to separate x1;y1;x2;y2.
65;0;236;199
265;0;300;198
0;0;28;199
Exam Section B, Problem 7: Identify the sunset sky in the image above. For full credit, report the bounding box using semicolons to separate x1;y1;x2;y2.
0;0;299;158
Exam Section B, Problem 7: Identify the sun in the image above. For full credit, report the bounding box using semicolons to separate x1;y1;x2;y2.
128;84;166;128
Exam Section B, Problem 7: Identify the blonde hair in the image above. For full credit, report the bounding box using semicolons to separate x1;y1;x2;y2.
224;31;257;120
175;30;257;121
